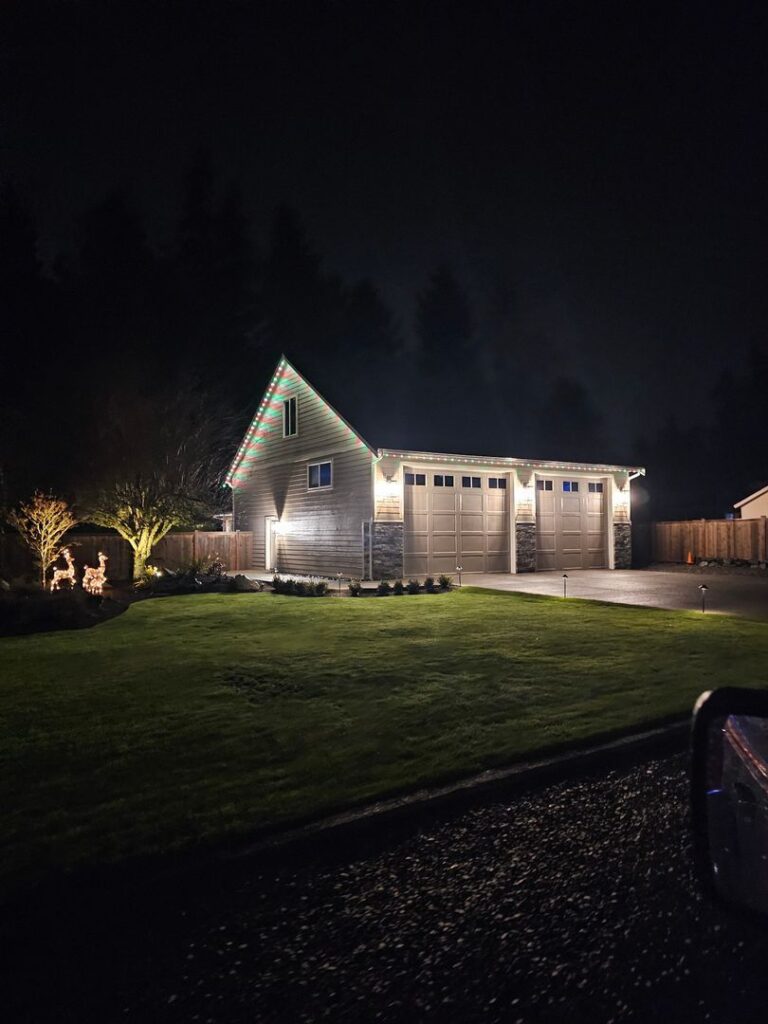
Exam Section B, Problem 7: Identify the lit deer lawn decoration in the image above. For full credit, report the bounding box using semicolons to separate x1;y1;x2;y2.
50;547;76;591
83;552;108;595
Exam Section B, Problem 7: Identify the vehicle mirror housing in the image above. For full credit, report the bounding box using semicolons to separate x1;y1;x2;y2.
692;688;768;917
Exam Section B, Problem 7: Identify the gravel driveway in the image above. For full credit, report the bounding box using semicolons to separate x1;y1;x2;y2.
10;752;768;1023
467;568;768;619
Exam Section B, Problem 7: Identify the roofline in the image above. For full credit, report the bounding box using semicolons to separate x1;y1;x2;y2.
226;354;377;486
378;448;645;475
734;483;768;508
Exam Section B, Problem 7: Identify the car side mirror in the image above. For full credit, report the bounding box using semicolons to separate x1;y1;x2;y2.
692;688;768;917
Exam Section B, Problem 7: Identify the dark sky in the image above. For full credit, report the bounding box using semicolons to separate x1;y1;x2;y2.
4;0;768;441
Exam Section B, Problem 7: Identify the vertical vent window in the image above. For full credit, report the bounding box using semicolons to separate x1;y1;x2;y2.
283;397;297;437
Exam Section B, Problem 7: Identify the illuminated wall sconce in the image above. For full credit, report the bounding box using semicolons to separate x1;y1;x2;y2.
375;474;400;500
273;520;289;536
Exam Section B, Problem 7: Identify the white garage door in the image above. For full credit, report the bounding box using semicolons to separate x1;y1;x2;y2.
404;470;509;575
535;477;607;570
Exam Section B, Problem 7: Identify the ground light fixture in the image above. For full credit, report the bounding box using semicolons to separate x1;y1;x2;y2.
562;573;568;598
456;565;463;587
698;583;709;613
337;571;344;596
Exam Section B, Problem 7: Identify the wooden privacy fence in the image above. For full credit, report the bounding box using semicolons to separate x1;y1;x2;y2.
0;531;254;581
652;518;768;564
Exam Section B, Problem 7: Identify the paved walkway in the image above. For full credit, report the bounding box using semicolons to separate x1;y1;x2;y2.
467;568;768;620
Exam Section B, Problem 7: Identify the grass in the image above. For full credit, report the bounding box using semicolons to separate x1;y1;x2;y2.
2;586;768;898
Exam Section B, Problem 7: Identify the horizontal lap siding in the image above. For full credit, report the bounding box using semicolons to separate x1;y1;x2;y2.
232;363;374;576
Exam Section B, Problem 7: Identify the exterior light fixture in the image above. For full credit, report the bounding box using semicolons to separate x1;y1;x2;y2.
562;573;568;598
337;570;344;596
456;565;463;587
698;583;709;614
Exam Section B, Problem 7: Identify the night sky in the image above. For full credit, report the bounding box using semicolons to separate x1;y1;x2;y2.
3;1;768;508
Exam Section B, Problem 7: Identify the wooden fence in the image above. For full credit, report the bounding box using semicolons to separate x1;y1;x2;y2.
0;531;254;581
652;518;768;564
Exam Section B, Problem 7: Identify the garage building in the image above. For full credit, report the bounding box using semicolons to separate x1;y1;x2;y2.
229;357;644;578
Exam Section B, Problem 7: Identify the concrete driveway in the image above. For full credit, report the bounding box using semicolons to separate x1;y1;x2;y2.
466;569;768;620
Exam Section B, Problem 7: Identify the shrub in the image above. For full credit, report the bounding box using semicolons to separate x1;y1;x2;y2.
348;579;362;596
406;578;421;594
438;574;453;590
393;579;404;595
377;580;392;596
272;575;328;597
424;575;436;593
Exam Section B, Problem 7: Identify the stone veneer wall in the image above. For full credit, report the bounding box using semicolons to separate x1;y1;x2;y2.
370;521;404;579
515;522;537;573
613;522;632;569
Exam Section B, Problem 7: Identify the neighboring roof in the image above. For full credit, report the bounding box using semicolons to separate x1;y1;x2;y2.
734;484;768;509
379;448;645;475
226;354;376;486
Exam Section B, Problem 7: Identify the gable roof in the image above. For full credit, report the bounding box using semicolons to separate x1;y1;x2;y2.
226;354;376;486
734;483;768;509
228;356;646;485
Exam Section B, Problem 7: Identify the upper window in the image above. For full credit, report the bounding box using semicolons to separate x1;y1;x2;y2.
488;477;507;489
283;397;297;437
434;474;455;487
536;479;554;492
462;476;481;488
308;460;332;489
563;481;580;493
588;482;604;493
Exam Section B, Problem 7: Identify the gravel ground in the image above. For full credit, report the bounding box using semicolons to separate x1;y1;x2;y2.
10;753;768;1023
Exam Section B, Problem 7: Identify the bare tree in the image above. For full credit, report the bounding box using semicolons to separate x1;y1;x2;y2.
7;492;78;588
85;381;239;580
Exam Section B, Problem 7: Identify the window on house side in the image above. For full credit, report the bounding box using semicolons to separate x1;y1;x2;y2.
308;460;332;489
283;397;297;437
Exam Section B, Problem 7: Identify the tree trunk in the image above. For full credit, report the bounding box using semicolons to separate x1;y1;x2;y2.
132;531;154;580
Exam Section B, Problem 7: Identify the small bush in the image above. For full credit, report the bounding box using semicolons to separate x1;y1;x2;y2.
406;579;421;594
438;574;453;590
272;575;328;597
348;579;362;596
393;579;404;595
424;575;436;593
377;580;392;596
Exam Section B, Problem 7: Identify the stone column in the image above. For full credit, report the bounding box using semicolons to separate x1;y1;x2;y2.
515;522;537;572
370;521;404;579
613;522;632;569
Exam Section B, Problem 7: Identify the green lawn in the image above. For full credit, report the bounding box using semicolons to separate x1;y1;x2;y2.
2;587;767;898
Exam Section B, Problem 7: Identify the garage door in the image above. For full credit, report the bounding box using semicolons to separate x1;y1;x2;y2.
404;470;509;575
535;477;606;570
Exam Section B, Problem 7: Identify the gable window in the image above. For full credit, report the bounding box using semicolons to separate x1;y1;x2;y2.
488;477;507;489
562;481;579;493
588;482;604;493
283;397;297;437
536;480;553;491
434;474;455;487
462;476;481;488
308;460;332;489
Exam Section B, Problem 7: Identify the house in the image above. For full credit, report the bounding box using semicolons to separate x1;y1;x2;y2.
734;485;768;519
227;356;645;578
